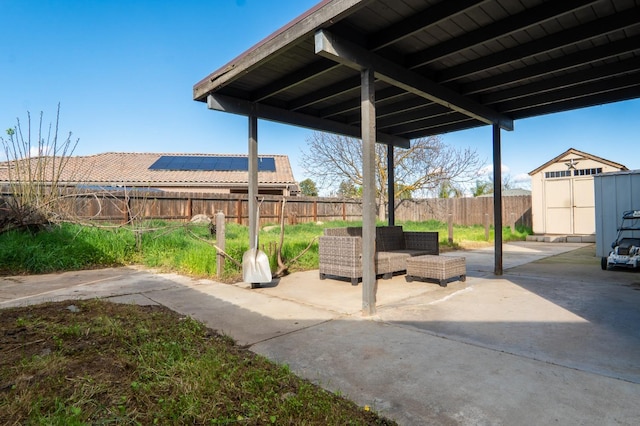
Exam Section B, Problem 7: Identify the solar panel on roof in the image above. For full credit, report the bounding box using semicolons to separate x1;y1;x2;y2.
148;156;276;172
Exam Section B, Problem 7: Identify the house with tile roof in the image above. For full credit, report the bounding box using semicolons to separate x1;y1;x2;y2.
0;152;300;196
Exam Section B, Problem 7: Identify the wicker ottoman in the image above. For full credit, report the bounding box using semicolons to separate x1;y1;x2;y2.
405;255;466;287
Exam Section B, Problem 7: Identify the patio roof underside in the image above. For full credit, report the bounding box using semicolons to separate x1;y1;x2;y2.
194;0;640;145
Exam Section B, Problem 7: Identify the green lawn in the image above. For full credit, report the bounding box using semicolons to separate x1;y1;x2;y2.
0;219;530;279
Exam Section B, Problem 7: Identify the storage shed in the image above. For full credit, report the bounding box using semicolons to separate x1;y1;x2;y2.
594;170;640;258
529;148;626;239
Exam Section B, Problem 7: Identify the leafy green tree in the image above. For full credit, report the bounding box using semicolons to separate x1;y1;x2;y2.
337;180;362;198
472;173;516;197
298;178;318;196
472;180;492;197
438;180;464;198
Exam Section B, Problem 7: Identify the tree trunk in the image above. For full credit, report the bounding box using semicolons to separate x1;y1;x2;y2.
378;196;386;222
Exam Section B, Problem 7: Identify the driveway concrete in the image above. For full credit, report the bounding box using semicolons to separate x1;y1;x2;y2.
1;242;639;425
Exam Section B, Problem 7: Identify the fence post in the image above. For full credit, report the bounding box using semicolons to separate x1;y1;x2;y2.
313;200;318;222
510;212;516;232
484;213;490;241
448;213;454;244
236;199;242;224
216;211;225;279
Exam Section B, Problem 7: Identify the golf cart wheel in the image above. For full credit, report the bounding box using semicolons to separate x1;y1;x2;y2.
601;257;608;270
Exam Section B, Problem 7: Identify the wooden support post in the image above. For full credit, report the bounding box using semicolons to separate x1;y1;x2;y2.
342;201;346;220
248;115;258;250
313;200;318;222
493;124;503;275
236;199;242;224
361;68;377;316
448;213;454;244
187;197;192;220
216;211;225;279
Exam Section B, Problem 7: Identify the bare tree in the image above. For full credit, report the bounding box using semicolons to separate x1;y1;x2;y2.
0;105;80;232
300;132;482;219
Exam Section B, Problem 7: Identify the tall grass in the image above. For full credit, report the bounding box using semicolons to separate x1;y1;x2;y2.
399;220;531;244
0;223;135;274
0;220;531;277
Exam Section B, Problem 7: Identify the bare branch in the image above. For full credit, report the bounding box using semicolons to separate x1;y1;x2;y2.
300;131;483;204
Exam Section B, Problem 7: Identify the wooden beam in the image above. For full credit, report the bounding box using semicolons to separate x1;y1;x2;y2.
289;76;361;111
496;73;640;114
402;119;483;140
406;0;600;69
510;86;640;121
381;111;476;135
462;34;640;96
368;0;489;50
375;104;451;130
322;86;405;120
315;29;514;131
251;59;339;102
207;93;410;148
438;8;640;84
482;57;640;105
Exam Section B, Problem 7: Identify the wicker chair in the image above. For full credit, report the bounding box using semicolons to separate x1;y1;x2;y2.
319;226;438;285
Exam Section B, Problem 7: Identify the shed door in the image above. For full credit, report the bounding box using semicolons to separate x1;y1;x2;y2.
543;177;595;235
545;179;572;234
573;178;595;234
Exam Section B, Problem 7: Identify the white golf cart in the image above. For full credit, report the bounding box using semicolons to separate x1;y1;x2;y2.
601;210;640;270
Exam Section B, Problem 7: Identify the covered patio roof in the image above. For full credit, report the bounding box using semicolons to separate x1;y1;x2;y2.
194;0;640;314
195;0;640;143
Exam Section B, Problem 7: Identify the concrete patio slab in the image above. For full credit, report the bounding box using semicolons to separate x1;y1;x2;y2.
252;316;639;426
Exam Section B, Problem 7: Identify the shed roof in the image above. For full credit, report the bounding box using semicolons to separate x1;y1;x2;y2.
194;0;640;143
528;147;628;175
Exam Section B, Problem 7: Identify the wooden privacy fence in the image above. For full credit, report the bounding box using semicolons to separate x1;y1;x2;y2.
394;196;532;228
1;190;531;228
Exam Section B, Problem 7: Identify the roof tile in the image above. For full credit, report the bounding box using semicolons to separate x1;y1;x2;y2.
0;152;298;186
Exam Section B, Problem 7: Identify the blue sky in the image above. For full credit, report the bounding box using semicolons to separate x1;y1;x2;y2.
2;0;639;191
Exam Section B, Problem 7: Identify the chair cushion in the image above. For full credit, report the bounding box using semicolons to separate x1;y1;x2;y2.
376;226;405;251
